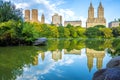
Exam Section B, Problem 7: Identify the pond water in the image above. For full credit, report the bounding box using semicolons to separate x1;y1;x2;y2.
0;39;120;80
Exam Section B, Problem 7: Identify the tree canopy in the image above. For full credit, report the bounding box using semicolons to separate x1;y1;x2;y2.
0;0;22;22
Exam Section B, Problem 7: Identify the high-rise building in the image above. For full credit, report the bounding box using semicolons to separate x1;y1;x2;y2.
24;9;46;23
24;10;30;22
52;13;62;26
32;9;38;22
41;13;45;24
86;2;106;28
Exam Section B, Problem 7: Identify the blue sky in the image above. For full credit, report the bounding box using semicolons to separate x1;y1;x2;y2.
4;0;120;27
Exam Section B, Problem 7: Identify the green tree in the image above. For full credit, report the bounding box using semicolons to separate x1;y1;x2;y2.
64;27;70;38
58;26;64;38
69;27;78;38
100;28;113;38
0;20;22;45
22;22;39;43
66;24;73;28
48;25;59;38
94;25;106;28
0;1;22;22
85;27;103;38
112;27;120;37
76;27;86;37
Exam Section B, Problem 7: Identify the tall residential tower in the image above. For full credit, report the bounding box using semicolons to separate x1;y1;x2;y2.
86;2;106;28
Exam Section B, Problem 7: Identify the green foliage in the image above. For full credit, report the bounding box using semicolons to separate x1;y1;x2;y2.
100;28;113;38
94;25;106;28
0;20;22;45
1;20;120;46
64;27;70;38
22;22;39;42
58;27;64;38
69;27;78;38
0;1;22;22
76;27;86;37
85;27;103;38
66;24;73;28
112;27;120;37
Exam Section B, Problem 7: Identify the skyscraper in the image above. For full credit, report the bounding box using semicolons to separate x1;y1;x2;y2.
32;9;38;22
25;10;30;22
41;13;45;24
86;2;106;28
52;13;62;26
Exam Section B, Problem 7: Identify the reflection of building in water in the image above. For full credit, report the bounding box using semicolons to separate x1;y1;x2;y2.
32;55;38;65
32;51;45;65
86;48;105;71
41;52;45;61
52;49;62;61
64;49;81;55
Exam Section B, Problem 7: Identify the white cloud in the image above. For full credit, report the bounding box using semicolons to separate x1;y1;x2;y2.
15;3;30;9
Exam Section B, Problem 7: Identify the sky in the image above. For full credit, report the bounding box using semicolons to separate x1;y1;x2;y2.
3;0;120;27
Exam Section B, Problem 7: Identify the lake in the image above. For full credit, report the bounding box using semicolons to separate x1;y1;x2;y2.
0;38;120;80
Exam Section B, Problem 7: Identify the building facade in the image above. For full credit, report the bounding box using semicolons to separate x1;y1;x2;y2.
109;21;120;28
86;2;106;28
25;10;30;22
52;13;62;26
32;9;38;22
41;13;45;24
64;20;82;27
24;9;45;23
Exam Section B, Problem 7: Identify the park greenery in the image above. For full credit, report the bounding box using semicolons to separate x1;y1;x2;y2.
0;0;120;46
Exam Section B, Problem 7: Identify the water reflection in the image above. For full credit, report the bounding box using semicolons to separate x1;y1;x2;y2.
86;48;105;71
0;38;120;80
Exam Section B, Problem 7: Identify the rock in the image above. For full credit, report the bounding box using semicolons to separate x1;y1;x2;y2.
107;56;120;68
93;68;120;80
33;37;47;46
93;56;120;80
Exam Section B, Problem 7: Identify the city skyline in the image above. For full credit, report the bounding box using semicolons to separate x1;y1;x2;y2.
3;0;120;27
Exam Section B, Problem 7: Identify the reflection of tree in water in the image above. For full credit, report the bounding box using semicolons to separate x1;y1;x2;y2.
85;39;113;51
0;46;38;80
43;38;86;52
107;39;120;57
38;38;114;52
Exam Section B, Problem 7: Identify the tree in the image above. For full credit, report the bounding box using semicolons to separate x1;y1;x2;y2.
0;20;23;45
100;28;113;38
66;24;73;28
69;27;78;38
85;27;103;38
94;25;106;28
64;28;70;38
112;27;120;37
76;27;86;37
58;26;64;38
22;22;39;43
0;0;22;22
48;25;59;38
